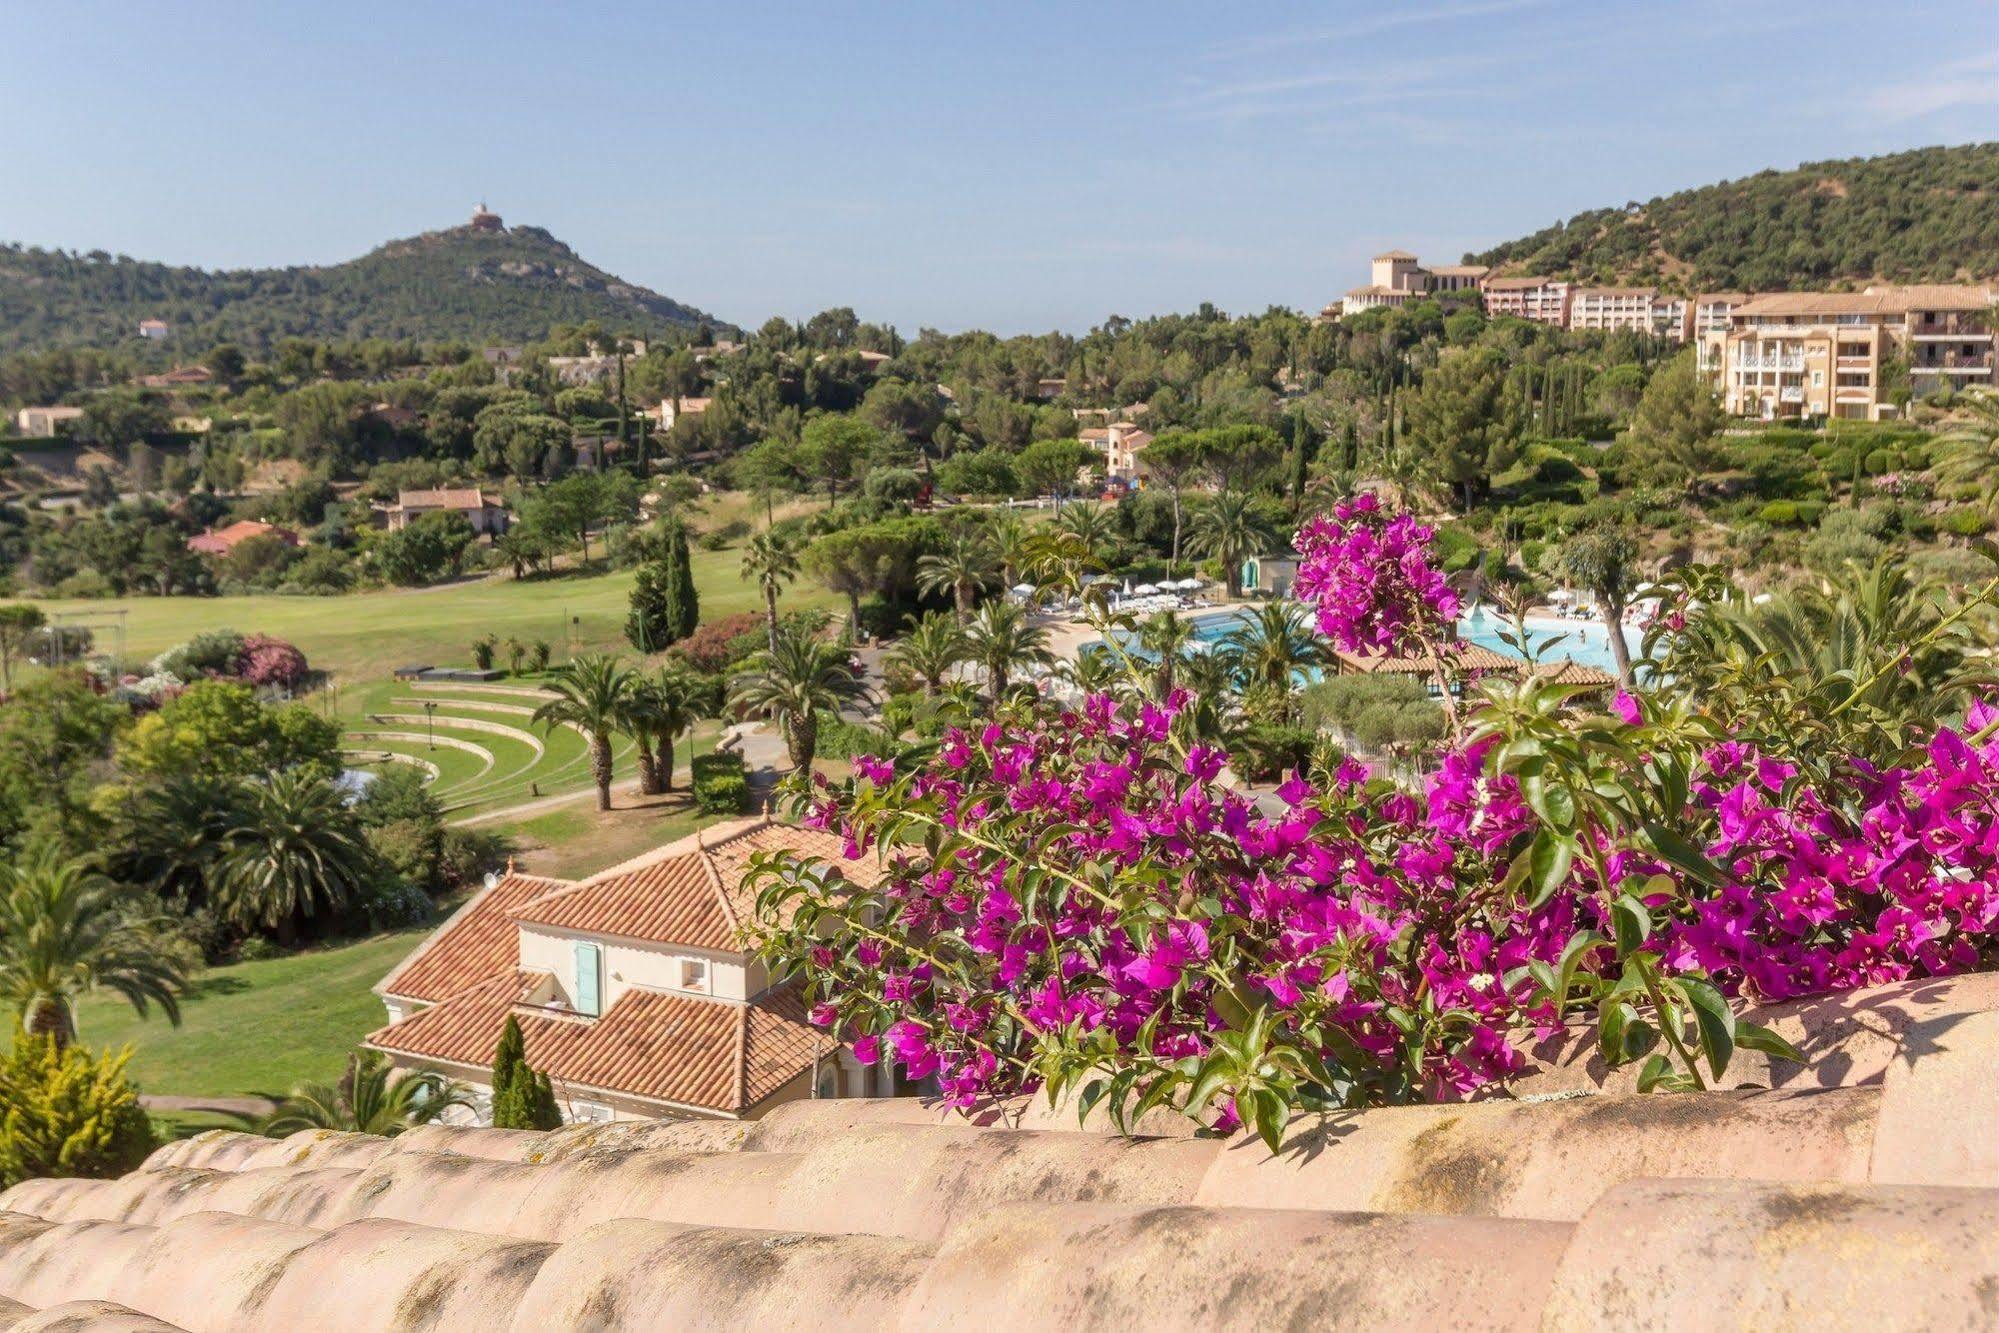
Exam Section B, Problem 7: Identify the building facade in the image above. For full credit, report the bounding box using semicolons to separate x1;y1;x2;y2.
1335;251;1490;317
1705;285;1996;422
1482;277;1571;326
12;406;85;438
386;488;510;535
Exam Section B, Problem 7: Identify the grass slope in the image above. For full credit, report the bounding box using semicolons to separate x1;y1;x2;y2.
72;927;432;1101
24;543;836;681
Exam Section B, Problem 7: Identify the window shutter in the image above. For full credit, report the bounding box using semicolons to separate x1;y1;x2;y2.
574;942;601;1016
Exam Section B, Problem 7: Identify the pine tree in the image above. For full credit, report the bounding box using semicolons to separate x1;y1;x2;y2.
530;1070;562;1130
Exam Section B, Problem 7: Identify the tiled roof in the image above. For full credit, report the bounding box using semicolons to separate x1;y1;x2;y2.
365;971;822;1114
9;973;1999;1327
395;487;500;510
1533;657;1619;687
186;520;298;554
1483;275;1559;291
376;872;571;1003
1332;641;1528;676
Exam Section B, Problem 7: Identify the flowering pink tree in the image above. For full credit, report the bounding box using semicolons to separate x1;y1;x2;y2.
749;504;1999;1145
238;635;310;691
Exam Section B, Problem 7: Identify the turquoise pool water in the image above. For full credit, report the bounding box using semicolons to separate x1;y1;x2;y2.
1102;605;1638;676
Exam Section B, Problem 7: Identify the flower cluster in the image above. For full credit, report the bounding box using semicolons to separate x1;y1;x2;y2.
752;504;1999;1129
1292;494;1459;657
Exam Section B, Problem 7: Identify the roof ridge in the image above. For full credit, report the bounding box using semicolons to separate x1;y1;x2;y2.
733;1003;749;1111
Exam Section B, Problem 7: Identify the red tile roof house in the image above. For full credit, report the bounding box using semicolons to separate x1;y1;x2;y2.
4;971;1999;1326
384;487;510;536
366;818;893;1123
185;519;300;557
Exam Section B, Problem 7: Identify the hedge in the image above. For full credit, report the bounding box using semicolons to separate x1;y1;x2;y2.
691;752;751;815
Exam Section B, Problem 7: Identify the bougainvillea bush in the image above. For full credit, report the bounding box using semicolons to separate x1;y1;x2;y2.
749;502;1999;1147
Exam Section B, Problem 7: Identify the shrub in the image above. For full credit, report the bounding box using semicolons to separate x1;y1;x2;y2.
1237;723;1316;782
691;752;751;815
676;612;764;674
1757;501;1801;525
0;1036;156;1188
153;629;247;680
1940;507;1988;537
239;634;310;690
359;876;432;929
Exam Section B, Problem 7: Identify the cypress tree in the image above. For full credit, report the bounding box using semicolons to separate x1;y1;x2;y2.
490;1016;528;1128
624;562;671;652
661;516;699;643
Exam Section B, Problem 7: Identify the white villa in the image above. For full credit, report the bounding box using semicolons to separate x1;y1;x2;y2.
368;818;893;1124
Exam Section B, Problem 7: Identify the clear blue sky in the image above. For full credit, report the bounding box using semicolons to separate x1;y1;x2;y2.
5;1;1993;334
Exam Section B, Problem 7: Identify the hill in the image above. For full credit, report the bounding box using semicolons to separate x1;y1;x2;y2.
1472;142;1999;291
0;214;729;354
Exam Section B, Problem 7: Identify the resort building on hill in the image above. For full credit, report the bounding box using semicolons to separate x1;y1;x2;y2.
186;520;300;557
1481;276;1571;326
384;488;510;535
1704;284;1996;421
1567;287;1664;337
1333;250;1491;317
368;818;893;1124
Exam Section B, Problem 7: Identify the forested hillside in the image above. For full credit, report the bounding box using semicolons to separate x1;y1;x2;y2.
1473;142;1999;290
0;222;727;355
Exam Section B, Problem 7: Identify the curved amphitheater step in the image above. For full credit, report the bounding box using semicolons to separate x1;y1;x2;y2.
3;972;1997;1328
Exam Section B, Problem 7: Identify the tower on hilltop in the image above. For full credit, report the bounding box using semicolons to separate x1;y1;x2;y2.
469;201;503;232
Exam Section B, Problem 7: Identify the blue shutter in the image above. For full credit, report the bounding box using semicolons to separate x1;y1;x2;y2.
573;942;601;1016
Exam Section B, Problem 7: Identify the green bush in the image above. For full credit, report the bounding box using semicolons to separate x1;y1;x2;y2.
1940;507;1988;537
1757;501;1802;525
0;1036;156;1188
691;752;751;815
1237;724;1317;782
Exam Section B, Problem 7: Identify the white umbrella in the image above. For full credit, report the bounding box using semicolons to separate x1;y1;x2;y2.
1010;583;1036;596
1175;577;1203;591
1132;583;1160;596
1123;579;1133;595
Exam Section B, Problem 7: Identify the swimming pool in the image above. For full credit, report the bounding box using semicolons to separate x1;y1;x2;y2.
1097;605;1640;676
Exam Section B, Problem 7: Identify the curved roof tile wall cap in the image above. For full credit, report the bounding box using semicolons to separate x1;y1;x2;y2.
4;972;1999;1328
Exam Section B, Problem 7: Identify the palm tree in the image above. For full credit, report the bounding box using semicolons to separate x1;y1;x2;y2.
626;662;715;794
989;514;1035;591
1056;503;1120;563
729;627;868;770
1136;610;1197;695
1219;601;1323;700
1056;645;1125;697
916;531;995;623
740;530;801;653
532;655;635;810
0;847;185;1047
1934;389;1999;489
889;612;967;696
256;1049;470;1138
1558;526;1640;688
965;599;1053;701
111;772;246;912
218;770;376;944
1188;492;1281;598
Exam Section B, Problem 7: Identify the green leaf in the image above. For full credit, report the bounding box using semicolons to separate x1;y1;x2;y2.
1635;1053;1675;1093
1734;1021;1806;1065
1678;978;1736;1079
1525;830;1576;909
1639;823;1726;887
1610;893;1652;956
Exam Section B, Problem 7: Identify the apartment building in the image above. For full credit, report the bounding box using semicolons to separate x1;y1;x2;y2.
1482;276;1571;326
1568;288;1662;336
1704;285;1995;422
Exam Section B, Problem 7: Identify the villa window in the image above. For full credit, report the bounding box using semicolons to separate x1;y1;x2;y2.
680;958;709;993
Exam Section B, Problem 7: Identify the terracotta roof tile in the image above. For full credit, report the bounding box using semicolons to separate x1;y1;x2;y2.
12;974;1999;1328
377;873;572;1003
365;971;822;1114
511;818;884;951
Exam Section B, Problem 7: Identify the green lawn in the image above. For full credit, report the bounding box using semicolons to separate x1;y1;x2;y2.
24;541;835;683
72;927;433;1101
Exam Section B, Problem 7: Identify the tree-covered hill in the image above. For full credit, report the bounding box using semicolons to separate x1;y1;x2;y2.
1472;143;1999;291
0;221;730;355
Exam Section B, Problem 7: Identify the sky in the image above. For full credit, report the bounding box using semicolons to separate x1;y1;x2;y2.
4;1;1994;334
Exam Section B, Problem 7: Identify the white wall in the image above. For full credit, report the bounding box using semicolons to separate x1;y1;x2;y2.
517;923;754;1011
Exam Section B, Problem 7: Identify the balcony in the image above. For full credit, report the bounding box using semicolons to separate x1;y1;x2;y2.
1913;352;1996;373
1734;353;1805;372
1780;387;1805;404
